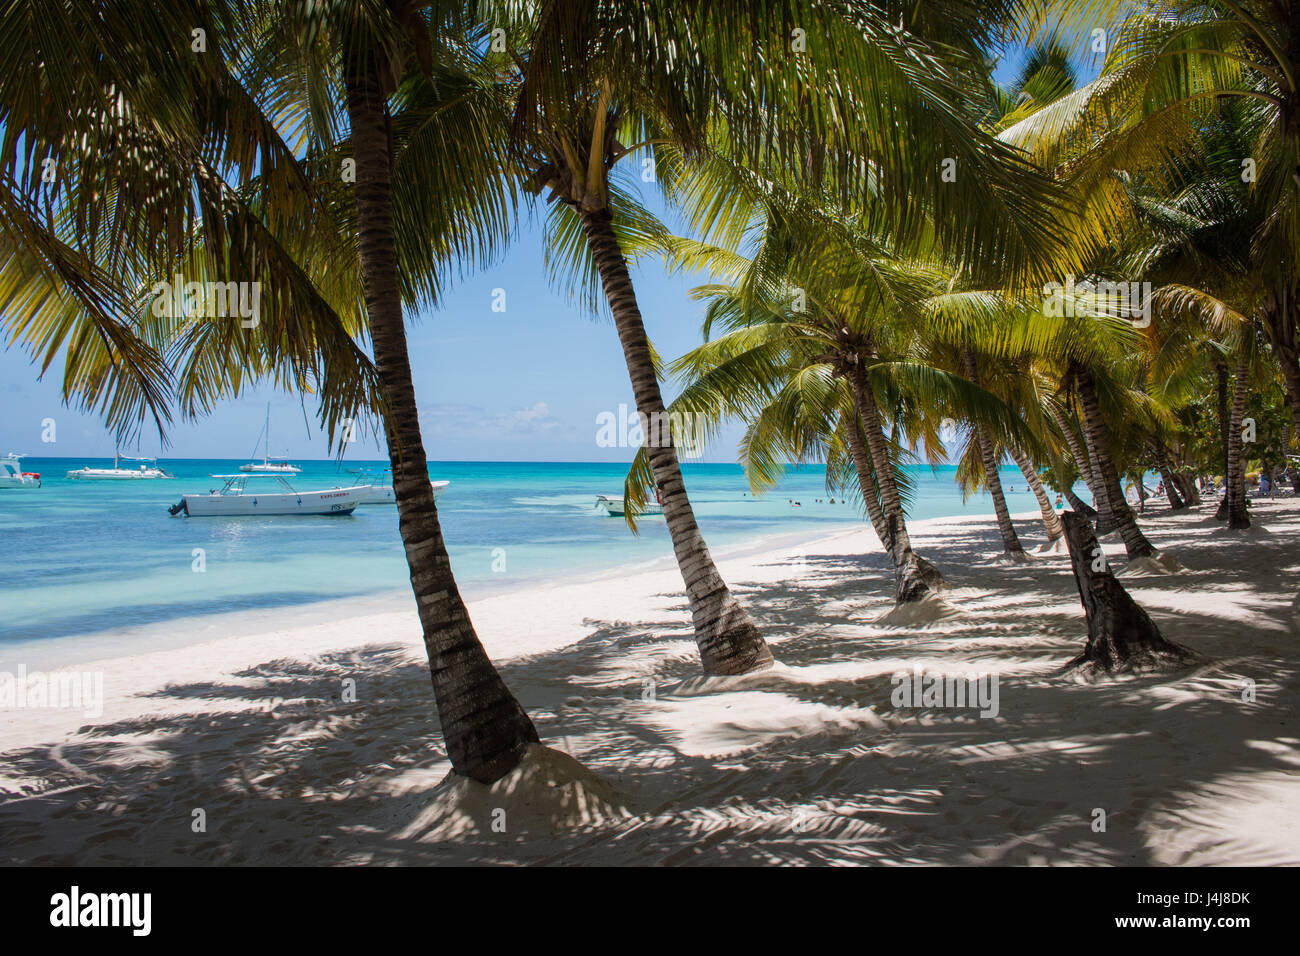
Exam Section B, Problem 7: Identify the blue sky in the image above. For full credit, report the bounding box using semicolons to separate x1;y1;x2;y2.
0;43;1088;463
0;193;749;462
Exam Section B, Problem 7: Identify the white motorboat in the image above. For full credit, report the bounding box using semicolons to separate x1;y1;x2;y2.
66;449;173;480
353;478;450;505
169;474;363;516
239;403;302;474
595;494;662;517
0;454;41;489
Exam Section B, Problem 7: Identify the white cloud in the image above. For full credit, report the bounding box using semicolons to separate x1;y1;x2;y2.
424;401;565;437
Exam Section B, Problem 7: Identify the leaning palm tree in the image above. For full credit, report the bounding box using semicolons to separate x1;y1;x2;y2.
944;343;1066;550
638;229;1036;608
926;293;1031;557
334;4;541;780
0;0;543;784
504;0;1072;669
991;359;1068;544
1066;357;1161;559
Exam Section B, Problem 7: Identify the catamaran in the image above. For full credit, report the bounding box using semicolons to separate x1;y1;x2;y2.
66;449;174;480
594;494;662;517
240;403;302;474
0;454;41;489
349;469;450;504
169;473;364;516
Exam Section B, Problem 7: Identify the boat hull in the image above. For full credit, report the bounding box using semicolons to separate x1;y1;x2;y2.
179;487;363;516
595;495;662;517
66;470;171;480
354;480;449;505
1;456;40;488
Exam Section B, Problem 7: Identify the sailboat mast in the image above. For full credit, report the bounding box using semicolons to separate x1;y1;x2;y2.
265;402;271;464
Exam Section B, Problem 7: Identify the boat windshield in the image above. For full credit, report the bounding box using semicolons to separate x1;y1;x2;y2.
211;474;299;494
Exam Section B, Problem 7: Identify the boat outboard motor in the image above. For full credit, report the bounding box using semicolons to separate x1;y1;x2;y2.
168;499;188;516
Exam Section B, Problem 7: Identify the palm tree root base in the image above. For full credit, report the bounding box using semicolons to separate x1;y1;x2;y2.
896;553;944;605
697;611;775;676
420;744;630;840
1061;512;1200;677
445;697;541;785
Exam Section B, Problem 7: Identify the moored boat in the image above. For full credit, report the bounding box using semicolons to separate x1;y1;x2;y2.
239;403;302;474
351;471;450;504
66;450;173;480
594;494;662;517
169;474;363;516
0;454;41;489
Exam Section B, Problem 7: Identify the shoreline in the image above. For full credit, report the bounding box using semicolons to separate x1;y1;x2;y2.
1;515;879;673
0;514;881;750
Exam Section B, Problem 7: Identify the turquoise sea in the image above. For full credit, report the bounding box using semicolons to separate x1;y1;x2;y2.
0;458;1066;667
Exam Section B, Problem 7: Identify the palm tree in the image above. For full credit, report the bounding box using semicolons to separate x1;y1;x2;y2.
1009;442;1067;542
1224;342;1253;527
642;228;1033;606
1149;433;1188;510
959;345;1025;555
505;0;1069;667
0;0;542;784
1069;360;1160;559
338;5;540;781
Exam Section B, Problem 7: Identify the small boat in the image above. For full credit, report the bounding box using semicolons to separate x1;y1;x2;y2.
352;475;450;505
240;457;301;474
0;454;41;489
66;449;173;480
595;494;662;517
239;403;302;474
169;474;363;516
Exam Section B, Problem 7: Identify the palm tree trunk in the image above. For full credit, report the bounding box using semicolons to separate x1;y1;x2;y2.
1216;360;1231;519
962;349;1023;554
1150;436;1185;510
1074;366;1158;559
1049;402;1113;530
344;46;538;784
1008;445;1063;542
1262;301;1300;441
1226;349;1251;529
1060;512;1197;675
1217;361;1230;476
844;407;893;550
1175;467;1201;506
847;358;944;602
1277;344;1300;442
1064;485;1096;517
1211;361;1232;522
577;207;772;675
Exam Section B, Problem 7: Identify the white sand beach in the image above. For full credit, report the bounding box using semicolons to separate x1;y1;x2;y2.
2;501;1298;866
